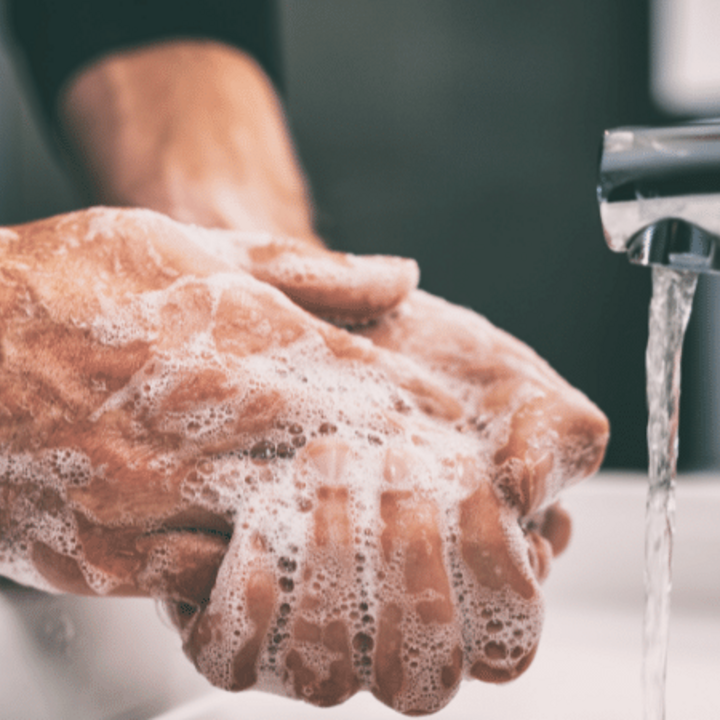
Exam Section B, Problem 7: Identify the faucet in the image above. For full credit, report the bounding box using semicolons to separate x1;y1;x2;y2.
598;121;720;274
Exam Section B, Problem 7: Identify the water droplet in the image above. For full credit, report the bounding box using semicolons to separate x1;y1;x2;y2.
486;619;504;633
289;423;304;435
278;557;297;573
318;422;337;435
292;435;306;448
250;440;276;460
352;632;374;653
484;641;507;660
276;442;295;459
279;577;294;592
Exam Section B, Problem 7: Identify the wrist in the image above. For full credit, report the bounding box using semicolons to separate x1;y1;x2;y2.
58;40;316;238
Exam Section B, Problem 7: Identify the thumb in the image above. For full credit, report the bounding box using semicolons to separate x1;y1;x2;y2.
197;230;420;324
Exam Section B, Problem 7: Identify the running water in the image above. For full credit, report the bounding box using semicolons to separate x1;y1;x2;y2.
643;266;698;720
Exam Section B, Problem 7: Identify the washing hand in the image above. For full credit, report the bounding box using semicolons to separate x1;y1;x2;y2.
0;208;608;715
14;38;611;715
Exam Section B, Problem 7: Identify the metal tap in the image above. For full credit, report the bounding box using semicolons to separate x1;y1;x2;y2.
598;121;720;273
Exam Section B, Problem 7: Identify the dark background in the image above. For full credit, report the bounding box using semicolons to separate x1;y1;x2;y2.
0;0;707;468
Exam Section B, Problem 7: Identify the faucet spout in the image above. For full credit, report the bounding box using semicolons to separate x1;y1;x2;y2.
598;122;720;274
627;218;720;272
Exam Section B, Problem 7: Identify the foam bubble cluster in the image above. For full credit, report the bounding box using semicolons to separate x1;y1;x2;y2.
0;208;608;715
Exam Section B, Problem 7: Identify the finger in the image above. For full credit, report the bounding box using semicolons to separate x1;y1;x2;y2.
207;231;420;324
183;524;278;692
457;479;544;684
133;506;233;607
524;531;553;583
358;290;610;513
373;486;463;714
518;504;572;584
282;438;361;708
48;207;420;325
537;503;572;557
24;505;230;602
491;388;609;516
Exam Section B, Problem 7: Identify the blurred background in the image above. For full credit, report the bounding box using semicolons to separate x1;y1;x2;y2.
1;0;719;469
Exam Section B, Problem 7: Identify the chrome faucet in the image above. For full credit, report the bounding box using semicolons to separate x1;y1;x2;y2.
598;121;720;274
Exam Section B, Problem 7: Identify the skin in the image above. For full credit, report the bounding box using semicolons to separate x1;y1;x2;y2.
0;208;608;714
0;40;609;713
59;40;318;242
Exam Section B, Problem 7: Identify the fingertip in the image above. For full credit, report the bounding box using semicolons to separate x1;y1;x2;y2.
469;642;538;684
539;504;572;558
560;396;611;483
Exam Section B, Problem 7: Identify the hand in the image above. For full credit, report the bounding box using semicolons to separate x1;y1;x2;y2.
0;209;608;714
354;289;609;518
206;232;609;517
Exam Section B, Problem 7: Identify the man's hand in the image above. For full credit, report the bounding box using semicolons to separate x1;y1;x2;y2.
0;209;608;714
355;290;609;517
28;30;611;716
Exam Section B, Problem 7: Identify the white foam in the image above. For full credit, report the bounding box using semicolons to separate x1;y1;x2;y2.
0;228;19;243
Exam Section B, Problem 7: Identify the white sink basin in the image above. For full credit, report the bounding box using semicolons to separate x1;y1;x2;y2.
2;473;719;719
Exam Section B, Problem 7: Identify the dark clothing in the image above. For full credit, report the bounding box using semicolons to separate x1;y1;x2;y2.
7;0;282;120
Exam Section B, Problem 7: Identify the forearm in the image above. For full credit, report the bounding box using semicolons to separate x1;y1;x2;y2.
58;40;317;239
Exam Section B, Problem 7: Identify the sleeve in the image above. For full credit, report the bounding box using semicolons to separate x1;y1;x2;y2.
7;0;283;121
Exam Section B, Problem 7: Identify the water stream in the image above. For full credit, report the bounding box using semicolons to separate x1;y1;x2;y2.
643;266;698;720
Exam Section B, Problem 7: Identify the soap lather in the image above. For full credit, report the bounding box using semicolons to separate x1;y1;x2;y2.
598;122;720;274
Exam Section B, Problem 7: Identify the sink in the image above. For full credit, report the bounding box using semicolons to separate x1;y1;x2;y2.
2;473;719;719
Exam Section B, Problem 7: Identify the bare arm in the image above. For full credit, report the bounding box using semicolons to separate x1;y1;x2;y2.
59;40;318;242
